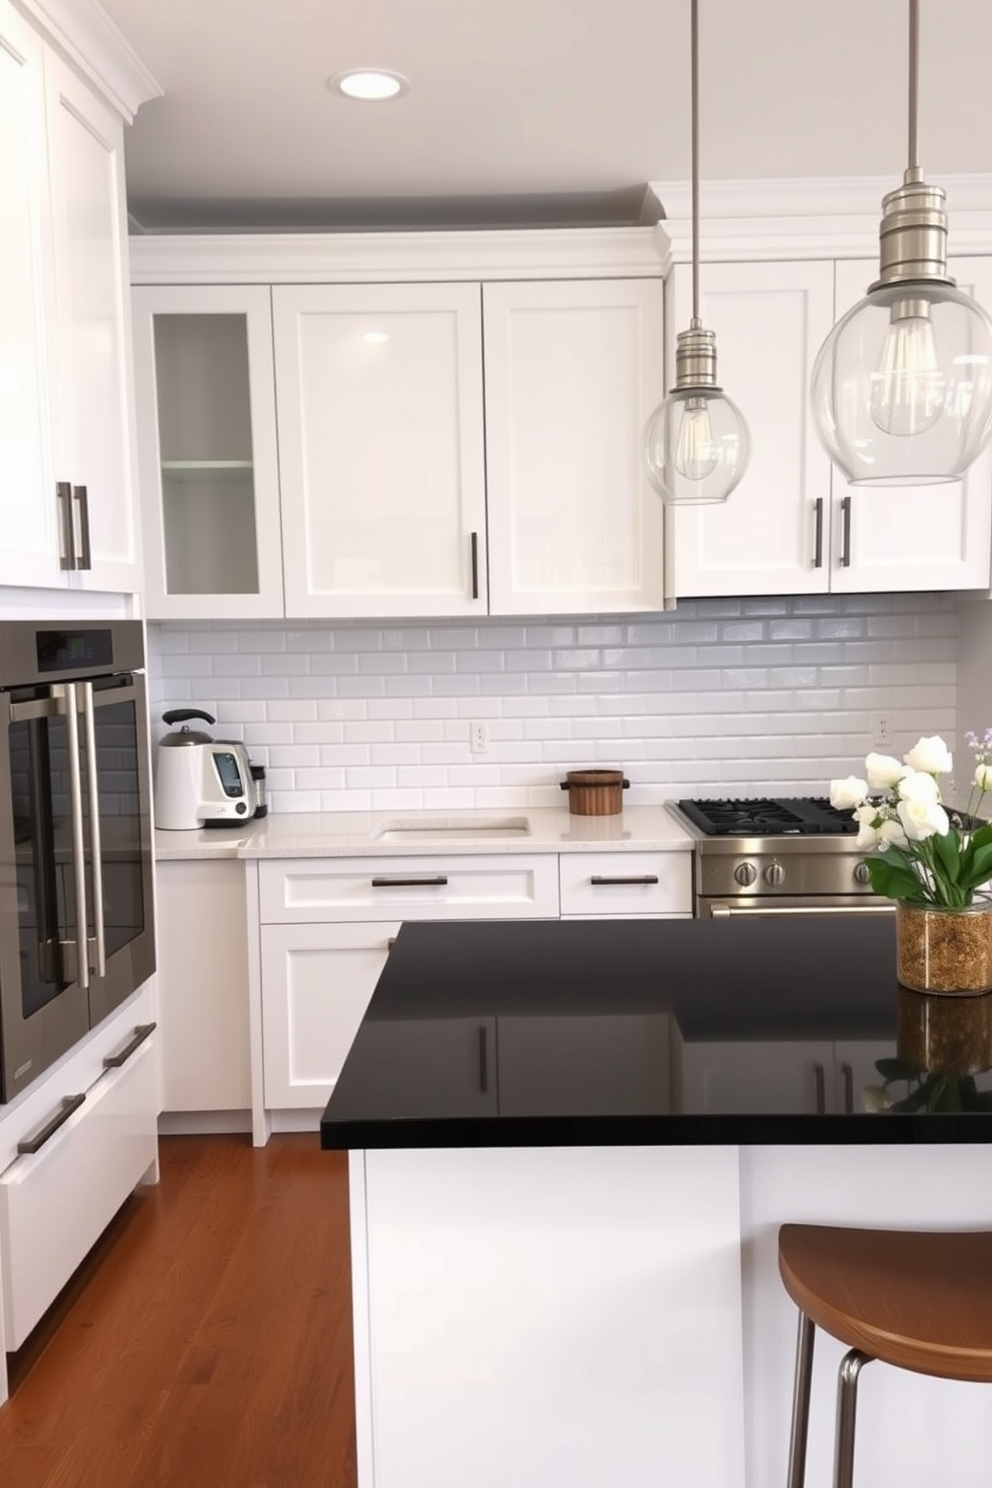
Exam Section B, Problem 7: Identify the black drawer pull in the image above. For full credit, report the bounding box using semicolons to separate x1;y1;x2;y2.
17;1093;86;1155
589;874;660;886
371;875;448;888
103;1022;157;1069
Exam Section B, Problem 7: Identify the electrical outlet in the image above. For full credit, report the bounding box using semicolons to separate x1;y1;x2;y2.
469;720;489;755
871;712;892;749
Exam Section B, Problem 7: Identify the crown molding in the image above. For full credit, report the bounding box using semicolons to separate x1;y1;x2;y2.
652;174;992;262
13;0;162;120
129;227;670;284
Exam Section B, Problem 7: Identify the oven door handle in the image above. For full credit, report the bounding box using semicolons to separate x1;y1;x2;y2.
80;681;106;979
61;681;90;991
709;902;894;918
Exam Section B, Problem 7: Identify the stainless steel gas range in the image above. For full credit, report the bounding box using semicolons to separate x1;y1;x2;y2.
671;797;893;919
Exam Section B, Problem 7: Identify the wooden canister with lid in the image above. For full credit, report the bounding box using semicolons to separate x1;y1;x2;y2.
559;769;629;816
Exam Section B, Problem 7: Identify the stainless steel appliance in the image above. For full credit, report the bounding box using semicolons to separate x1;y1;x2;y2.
673;797;895;919
0;621;155;1100
154;708;255;830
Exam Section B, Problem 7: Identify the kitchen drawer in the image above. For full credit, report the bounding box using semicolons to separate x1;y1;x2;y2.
258;854;560;924
0;1029;158;1348
558;852;692;917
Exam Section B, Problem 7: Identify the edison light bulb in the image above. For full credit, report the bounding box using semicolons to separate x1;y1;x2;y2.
869;301;945;437
674;397;719;480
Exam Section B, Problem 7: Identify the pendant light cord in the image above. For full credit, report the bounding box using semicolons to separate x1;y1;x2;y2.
907;0;921;179
690;0;701;326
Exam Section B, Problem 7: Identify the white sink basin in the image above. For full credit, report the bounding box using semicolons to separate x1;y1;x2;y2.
372;815;531;843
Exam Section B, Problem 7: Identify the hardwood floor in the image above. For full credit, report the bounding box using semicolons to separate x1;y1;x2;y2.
0;1134;357;1488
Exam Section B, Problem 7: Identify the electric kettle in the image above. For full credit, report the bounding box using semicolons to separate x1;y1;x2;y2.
155;709;255;830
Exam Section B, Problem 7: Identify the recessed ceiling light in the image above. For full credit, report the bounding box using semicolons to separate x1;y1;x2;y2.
328;69;410;102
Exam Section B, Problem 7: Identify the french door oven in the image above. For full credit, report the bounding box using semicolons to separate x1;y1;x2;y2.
0;622;155;1101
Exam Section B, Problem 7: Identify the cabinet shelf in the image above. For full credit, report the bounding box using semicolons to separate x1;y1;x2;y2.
161;460;254;484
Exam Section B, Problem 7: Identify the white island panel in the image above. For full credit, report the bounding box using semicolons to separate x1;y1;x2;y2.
352;1145;745;1488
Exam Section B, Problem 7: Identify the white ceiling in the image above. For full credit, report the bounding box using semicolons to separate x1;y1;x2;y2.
99;0;992;232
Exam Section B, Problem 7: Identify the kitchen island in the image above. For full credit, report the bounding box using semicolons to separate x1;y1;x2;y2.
323;916;992;1488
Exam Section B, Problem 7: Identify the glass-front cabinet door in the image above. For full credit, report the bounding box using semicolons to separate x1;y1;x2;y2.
131;284;284;618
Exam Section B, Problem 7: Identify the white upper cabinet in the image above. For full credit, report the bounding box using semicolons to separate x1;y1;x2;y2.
830;256;992;594
0;0;146;596
483;279;666;614
273;282;488;619
132;285;284;618
669;256;992;598
44;48;139;592
667;259;836;598
0;3;60;589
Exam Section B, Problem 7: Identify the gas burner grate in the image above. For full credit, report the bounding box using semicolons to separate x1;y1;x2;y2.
678;796;859;837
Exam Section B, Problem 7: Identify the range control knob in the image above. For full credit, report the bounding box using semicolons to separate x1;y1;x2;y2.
733;862;758;887
764;861;786;887
854;861;871;886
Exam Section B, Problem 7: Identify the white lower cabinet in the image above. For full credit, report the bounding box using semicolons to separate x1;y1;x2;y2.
254;851;561;1133
0;983;159;1397
260;920;400;1110
155;860;252;1123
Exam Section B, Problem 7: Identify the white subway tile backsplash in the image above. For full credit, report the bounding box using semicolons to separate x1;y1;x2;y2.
147;594;959;811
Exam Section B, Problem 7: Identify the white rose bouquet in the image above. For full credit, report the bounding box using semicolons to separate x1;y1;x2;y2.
829;730;992;907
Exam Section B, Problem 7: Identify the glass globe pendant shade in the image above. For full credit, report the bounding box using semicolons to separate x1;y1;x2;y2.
811;279;992;485
644;385;750;505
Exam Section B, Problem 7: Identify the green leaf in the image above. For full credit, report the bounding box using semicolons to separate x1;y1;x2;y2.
864;858;926;901
933;830;961;881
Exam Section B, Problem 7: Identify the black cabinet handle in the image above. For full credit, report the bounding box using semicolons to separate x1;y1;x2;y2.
17;1093;85;1155
478;1025;489;1095
57;481;75;570
103;1022;156;1069
813;496;824;568
813;1063;827;1115
840;495;852;568
73;484;92;570
840;1062;855;1114
589;875;659;886
470;531;479;599
371;875;448;888
386;936;397;950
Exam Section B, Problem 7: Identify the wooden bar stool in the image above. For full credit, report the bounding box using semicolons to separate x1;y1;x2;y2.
778;1223;992;1488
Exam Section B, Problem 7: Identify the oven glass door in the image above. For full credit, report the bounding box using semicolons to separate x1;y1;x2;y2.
0;671;154;1099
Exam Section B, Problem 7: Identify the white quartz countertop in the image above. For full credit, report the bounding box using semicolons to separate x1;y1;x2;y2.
153;804;698;861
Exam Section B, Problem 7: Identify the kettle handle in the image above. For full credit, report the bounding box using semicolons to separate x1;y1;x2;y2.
162;708;216;728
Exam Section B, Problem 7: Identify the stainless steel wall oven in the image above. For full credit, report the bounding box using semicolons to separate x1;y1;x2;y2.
0;622;155;1101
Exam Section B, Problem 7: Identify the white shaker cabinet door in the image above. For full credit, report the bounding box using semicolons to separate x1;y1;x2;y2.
273;282;488;619
260;920;400;1109
831;256;992;594
44;47;139;593
668;259;837;598
483;278;667;614
0;4;62;589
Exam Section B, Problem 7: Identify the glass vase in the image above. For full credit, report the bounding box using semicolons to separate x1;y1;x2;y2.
895;900;992;996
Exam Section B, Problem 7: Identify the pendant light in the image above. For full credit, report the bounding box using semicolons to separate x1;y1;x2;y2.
810;0;992;486
643;0;750;506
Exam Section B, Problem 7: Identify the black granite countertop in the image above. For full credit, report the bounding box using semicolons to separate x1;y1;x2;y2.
320;916;992;1149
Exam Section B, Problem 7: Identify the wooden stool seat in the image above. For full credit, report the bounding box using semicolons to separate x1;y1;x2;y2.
779;1223;992;1382
778;1224;992;1488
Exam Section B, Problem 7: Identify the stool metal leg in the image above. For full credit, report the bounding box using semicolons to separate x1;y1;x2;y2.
786;1310;816;1488
833;1348;874;1488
